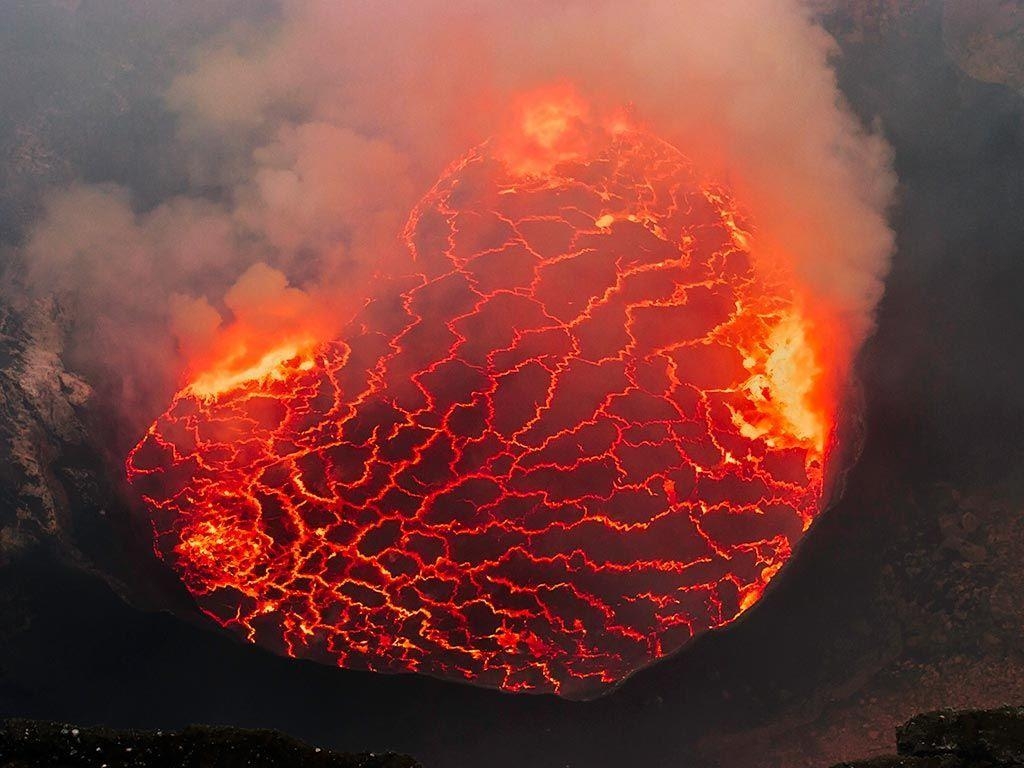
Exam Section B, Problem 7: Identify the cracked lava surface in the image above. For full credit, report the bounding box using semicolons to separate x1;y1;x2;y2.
127;108;834;697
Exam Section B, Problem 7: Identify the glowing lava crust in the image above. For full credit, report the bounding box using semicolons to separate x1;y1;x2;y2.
128;112;836;698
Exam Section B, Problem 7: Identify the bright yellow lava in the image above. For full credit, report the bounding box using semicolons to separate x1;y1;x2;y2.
188;341;316;400
734;312;826;453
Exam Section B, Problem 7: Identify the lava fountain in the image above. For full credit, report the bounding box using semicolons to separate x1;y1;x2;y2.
127;94;841;698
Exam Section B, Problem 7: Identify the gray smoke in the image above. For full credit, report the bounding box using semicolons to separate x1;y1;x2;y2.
9;0;895;423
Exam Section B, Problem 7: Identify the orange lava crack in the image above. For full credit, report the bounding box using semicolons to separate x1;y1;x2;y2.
128;123;830;697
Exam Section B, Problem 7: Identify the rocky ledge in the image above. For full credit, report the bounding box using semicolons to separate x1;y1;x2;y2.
0;719;419;768
833;707;1024;767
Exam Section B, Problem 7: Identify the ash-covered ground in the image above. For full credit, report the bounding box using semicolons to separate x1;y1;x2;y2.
1;2;1024;767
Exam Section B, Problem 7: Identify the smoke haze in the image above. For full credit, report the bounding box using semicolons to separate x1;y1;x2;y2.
9;0;895;426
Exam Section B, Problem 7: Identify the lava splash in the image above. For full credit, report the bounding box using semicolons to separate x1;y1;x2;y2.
128;104;835;697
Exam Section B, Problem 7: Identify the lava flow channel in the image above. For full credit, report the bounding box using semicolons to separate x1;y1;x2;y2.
127;110;836;698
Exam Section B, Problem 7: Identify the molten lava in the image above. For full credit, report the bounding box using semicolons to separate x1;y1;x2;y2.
128;99;836;697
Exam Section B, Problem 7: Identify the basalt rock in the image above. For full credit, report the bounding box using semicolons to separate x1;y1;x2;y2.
898;708;1024;765
0;719;419;768
832;706;1024;767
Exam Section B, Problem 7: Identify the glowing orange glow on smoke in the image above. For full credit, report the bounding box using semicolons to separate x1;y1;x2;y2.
128;91;839;697
187;340;318;399
496;85;628;178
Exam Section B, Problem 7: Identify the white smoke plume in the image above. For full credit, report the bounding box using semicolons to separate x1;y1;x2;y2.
14;0;895;426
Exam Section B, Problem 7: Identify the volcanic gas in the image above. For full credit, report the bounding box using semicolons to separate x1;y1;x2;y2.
127;96;838;697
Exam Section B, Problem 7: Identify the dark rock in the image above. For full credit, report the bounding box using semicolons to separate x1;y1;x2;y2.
832;756;968;768
0;298;92;562
831;706;1024;767
897;707;1024;764
943;0;1024;93
0;719;420;768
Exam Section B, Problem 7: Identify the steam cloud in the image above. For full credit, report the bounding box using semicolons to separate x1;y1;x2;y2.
13;0;895;427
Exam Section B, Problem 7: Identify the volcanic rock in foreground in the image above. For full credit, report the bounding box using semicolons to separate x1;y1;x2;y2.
832;706;1024;767
0;719;419;768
